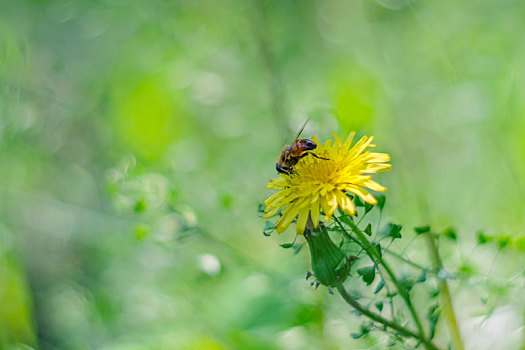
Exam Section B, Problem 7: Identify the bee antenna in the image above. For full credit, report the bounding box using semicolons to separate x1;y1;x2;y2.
294;118;310;140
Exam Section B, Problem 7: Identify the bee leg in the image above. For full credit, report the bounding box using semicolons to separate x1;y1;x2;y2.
303;152;329;160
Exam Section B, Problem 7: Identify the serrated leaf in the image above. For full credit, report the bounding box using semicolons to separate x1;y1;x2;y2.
414;225;430;234
364;223;372;236
443;227;457;240
374;279;385;294
381;223;402;240
357;265;376;286
375;301;384;312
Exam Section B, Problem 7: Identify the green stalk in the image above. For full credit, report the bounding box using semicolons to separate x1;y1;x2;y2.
345;220;429;348
426;233;464;350
336;284;441;350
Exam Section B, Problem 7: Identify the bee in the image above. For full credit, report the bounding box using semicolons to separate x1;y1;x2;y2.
276;120;328;174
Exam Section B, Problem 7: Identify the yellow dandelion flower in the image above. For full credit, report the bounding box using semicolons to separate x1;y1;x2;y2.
263;132;391;235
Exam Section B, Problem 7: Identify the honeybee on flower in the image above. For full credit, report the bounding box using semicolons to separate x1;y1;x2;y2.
264;131;391;235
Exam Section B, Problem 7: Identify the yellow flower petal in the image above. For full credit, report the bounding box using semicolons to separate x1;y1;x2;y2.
296;206;311;235
310;198;320;228
346;185;377;204
262;207;279;219
361;179;386;192
336;191;356;216
324;191;338;221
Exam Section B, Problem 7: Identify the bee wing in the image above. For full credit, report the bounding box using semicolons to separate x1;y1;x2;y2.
294;118;310;140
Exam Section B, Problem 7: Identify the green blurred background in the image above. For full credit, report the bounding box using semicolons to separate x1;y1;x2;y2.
1;0;524;349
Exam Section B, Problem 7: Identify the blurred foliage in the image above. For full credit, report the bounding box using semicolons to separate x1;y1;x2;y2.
0;0;524;349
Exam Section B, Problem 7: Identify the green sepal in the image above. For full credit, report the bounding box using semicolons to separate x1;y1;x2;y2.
304;225;351;287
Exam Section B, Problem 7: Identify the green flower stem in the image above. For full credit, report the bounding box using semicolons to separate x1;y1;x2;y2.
345;220;429;348
336;284;441;350
426;233;464;350
334;217;397;319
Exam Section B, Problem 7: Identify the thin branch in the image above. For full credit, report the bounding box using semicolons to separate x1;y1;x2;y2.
336;284;441;350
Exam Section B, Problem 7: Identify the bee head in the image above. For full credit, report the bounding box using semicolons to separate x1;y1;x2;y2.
276;163;291;174
304;139;317;150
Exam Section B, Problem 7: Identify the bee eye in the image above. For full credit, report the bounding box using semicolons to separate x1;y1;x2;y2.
276;164;287;174
305;140;317;150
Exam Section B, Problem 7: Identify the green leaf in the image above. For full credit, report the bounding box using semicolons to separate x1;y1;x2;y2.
364;201;373;213
263;221;275;236
357;265;376;286
376;194;386;210
414;225;430;235
443;227;457;240
374;279;385;294
381;223;402;240
257;203;266;213
477;232;493;244
280;242;294;249
417;271;427;283
428;304;440;340
497;235;512;249
375;301;384;312
399;276;415;293
364;223;372;236
351;325;370;339
354;196;365;207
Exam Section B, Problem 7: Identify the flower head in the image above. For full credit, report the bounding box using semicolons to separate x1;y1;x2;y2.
263;132;391;235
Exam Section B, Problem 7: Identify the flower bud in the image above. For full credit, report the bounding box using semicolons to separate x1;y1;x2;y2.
304;223;351;287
